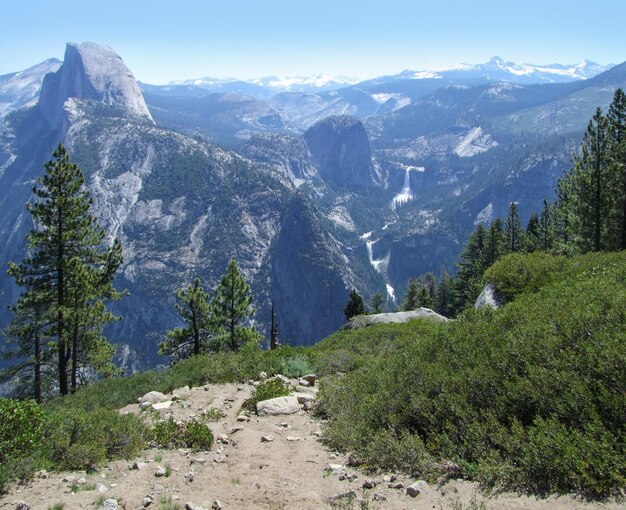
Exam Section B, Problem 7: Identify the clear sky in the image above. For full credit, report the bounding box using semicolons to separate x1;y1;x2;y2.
1;0;625;84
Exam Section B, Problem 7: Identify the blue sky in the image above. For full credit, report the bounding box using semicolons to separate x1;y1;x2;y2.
1;0;625;83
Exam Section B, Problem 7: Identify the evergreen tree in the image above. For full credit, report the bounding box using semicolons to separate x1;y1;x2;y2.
269;301;279;350
417;286;433;309
209;259;259;352
525;213;541;252
505;202;523;253
401;278;421;311
7;144;123;396
485;218;506;267
435;267;453;317
559;108;612;252
160;278;212;360
421;272;437;304
539;199;555;251
344;289;365;320
1;294;50;402
369;292;385;314
454;224;487;310
607;88;626;249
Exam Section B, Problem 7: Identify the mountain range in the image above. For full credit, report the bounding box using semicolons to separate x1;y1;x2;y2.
0;42;624;370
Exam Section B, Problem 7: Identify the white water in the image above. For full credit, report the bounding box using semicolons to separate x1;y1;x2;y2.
391;166;424;210
362;232;396;302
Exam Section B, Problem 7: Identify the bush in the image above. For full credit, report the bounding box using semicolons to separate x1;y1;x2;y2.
44;408;146;470
243;379;290;413
484;251;565;301
0;399;46;492
317;252;626;498
280;356;313;377
152;417;214;450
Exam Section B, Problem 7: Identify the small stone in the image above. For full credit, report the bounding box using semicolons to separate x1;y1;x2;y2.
96;483;108;493
347;453;362;467
217;433;229;444
326;463;344;475
297;378;311;387
230;426;244;434
185;471;195;482
99;499;118;510
155;466;167;477
275;374;290;385
15;503;30;510
301;374;317;385
213;454;227;463
406;480;429;497
388;482;404;489
261;435;274;442
303;401;313;411
212;500;223;510
286;436;301;441
152;401;173;410
279;421;290;428
184;503;195;510
142;497;153;507
62;475;75;483
311;430;323;438
36;470;49;479
373;493;387;501
190;457;206;465
347;473;358;482
236;414;249;422
362;479;379;489
259;371;268;379
77;477;87;485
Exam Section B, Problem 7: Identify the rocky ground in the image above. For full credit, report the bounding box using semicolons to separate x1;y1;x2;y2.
1;377;624;510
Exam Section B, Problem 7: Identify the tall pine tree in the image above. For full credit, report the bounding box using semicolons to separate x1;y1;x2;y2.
7;144;123;396
209;259;259;352
344;289;365;320
160;277;212;360
607;88;626;249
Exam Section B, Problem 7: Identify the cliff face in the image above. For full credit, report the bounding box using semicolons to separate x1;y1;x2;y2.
38;42;153;130
304;115;378;189
270;191;351;345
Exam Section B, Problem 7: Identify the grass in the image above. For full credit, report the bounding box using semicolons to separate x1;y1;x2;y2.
47;505;65;510
157;495;181;510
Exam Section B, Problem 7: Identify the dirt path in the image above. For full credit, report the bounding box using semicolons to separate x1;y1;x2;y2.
1;380;623;510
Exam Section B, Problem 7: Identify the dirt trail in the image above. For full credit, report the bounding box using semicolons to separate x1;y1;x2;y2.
1;381;623;510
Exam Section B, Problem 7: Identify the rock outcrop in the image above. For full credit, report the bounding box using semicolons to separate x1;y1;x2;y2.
474;282;505;309
38;42;153;130
346;308;449;329
304;115;377;189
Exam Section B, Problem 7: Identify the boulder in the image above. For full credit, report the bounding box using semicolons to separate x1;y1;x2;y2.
139;391;169;406
293;392;315;404
406;480;429;497
256;396;300;416
347;309;449;329
474;283;505;309
99;499;119;510
152;401;173;410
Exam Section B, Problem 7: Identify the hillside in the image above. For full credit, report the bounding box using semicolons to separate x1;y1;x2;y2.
1;251;624;508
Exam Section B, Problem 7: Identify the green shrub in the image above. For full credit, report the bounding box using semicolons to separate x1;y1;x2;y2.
44;408;146;470
0;399;46;492
280;356;313;377
484;251;565;301
318;252;626;498
152;417;214;450
243;379;290;413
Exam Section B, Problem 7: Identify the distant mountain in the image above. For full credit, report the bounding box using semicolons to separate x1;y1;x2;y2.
0;59;61;117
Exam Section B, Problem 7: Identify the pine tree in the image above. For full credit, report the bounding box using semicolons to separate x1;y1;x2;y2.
525;213;541;252
417;286;433;309
369;292;385;314
269;301;279;350
435;267;453;317
401;278;421;311
539;200;555;251
421;272;437;305
505;202;523;253
607;88;626;249
344;289;365;320
7;144;123;396
485;218;506;267
209;259;259;352
559;108;612;252
160;278;212;360
454;224;486;310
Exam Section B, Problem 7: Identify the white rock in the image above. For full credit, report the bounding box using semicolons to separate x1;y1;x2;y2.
152;400;173;410
155;466;167;477
297;378;311;387
99;499;118;510
190;457;206;465
406;480;429;497
301;374;317;385
96;483;108;493
259;371;268;379
212;500;223;510
286;436;301;441
142;496;152;507
256;396;300;416
293;392;315;404
139;391;169;406
261;435;274;442
327;463;345;475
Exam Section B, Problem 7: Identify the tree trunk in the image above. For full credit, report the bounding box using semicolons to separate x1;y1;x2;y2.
71;318;79;393
34;326;41;403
